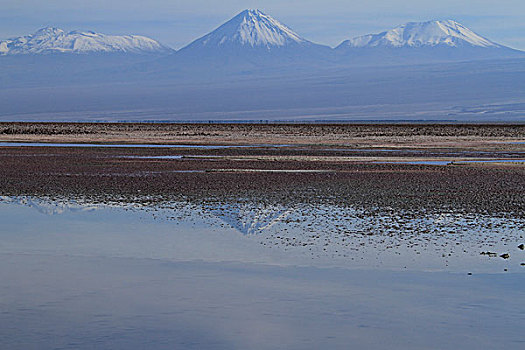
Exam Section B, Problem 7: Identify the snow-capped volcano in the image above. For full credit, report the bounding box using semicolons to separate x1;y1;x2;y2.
170;9;332;72
0;27;171;55
179;9;328;52
338;20;502;49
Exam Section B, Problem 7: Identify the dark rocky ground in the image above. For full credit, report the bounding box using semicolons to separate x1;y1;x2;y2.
1;144;524;218
1;122;525;148
1;122;525;137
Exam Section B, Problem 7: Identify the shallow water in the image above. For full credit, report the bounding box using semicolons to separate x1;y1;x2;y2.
0;142;290;149
458;159;525;163
380;159;525;165
121;155;222;160
1;196;523;271
1;197;524;349
379;160;453;165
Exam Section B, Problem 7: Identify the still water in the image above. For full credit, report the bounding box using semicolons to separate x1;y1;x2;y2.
0;142;288;149
0;197;524;349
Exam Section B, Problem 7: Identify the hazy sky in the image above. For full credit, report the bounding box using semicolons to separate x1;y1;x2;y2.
1;0;524;50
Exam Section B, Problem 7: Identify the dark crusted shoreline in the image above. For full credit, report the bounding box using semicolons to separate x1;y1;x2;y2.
2;122;525;148
1;141;525;217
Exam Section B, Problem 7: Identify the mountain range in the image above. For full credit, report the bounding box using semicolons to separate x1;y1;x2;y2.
1;10;523;123
1;9;522;63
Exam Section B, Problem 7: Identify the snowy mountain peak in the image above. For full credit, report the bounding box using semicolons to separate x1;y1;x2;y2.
0;27;172;55
339;20;501;49
34;26;65;36
183;9;311;50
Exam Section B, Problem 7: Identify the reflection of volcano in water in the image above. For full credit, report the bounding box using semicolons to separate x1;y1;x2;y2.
206;203;293;235
0;196;99;215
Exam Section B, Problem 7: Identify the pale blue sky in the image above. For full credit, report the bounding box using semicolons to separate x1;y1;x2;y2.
1;0;524;50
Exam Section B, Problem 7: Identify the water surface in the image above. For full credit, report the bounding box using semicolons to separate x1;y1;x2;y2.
1;197;524;349
0;142;289;149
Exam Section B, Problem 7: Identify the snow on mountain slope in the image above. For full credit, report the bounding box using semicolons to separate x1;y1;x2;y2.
338;20;502;49
180;9;327;52
167;9;333;73
0;27;172;55
0;41;8;55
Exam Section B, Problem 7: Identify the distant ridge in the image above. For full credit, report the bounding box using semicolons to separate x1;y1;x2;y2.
167;13;522;70
0;11;523;86
337;20;503;49
334;20;523;65
1;14;522;63
0;26;172;55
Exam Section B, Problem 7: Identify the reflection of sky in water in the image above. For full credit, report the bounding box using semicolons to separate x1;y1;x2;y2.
378;160;452;165
1;197;524;349
0;142;289;149
379;159;525;165
1;196;523;272
457;159;525;163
